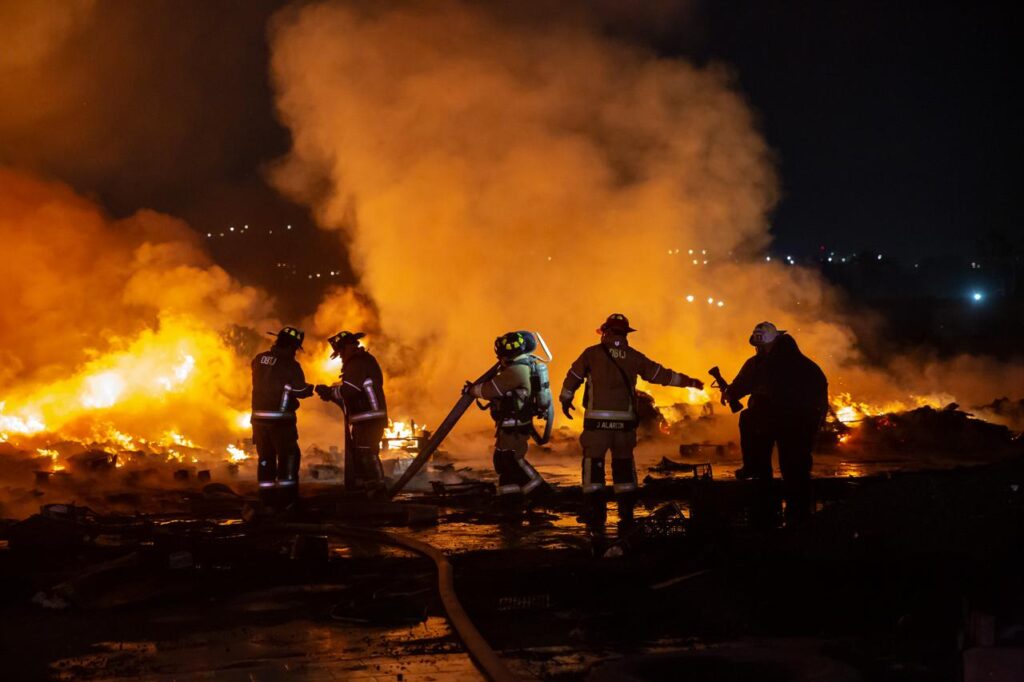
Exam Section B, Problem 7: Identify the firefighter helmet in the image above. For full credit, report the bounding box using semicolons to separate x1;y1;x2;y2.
598;313;636;335
749;321;786;347
328;330;366;358
268;326;305;349
494;331;528;360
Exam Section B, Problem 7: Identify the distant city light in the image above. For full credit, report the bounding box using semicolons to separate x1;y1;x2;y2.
765;256;771;262
706;297;714;304
685;295;694;303
717;301;724;307
972;291;984;302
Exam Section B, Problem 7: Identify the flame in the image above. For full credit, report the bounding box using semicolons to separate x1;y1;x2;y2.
0;315;255;458
80;371;127;408
831;392;952;425
382;419;426;451
384;420;421;440
226;443;249;462
164;431;196;449
0;402;46;436
106;429;138;450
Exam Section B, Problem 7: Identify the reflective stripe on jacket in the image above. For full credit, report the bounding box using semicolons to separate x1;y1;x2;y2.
329;347;388;423
560;339;694;425
250;346;313;421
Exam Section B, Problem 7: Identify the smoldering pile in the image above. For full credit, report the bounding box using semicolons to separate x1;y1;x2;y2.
823;402;1022;457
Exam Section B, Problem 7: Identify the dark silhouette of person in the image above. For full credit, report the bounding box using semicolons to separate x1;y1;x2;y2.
724;322;828;522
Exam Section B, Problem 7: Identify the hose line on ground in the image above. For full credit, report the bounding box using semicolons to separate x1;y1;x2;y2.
278;523;523;682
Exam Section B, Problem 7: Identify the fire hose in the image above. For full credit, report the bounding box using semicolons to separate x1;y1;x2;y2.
280;523;523;682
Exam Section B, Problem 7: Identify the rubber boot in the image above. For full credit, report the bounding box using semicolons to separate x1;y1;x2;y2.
578;493;607;529
615;492;637;531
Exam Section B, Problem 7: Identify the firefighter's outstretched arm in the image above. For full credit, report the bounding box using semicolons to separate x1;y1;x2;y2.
558;352;589;420
639;354;704;390
467;365;527;400
290;367;315;399
314;383;337;403
291;383;315;399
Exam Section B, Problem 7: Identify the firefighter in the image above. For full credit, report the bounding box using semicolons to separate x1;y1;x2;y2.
315;331;388;492
560;314;704;527
723;321;828;521
464;331;547;507
250;326;315;511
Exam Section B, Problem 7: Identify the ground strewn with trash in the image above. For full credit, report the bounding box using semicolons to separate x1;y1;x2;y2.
2;432;1023;680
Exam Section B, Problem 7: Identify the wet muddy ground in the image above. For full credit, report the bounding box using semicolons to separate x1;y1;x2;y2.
2;450;1024;681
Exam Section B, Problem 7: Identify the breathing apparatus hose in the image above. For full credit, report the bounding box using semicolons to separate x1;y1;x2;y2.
278;523;523;682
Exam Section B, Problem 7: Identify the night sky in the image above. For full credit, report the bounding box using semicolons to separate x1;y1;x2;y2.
2;1;1019;310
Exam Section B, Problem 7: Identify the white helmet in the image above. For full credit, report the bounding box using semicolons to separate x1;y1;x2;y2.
749;321;785;347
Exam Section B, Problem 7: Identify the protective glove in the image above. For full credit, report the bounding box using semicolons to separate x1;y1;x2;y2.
461;381;474;396
718;387;729;406
561;399;575;420
314;384;332;402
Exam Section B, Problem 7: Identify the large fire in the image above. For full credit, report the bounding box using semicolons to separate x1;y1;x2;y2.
2;1;1022;514
0;310;258;470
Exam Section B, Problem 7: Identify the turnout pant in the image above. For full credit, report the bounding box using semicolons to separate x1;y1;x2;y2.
492;427;543;498
580;428;639;522
739;407;819;520
349;420;386;491
252;419;301;507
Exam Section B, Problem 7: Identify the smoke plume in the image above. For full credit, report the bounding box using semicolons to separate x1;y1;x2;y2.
268;0;1024;436
267;1;817;425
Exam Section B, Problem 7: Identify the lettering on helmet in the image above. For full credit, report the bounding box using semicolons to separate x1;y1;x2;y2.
260;355;277;365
